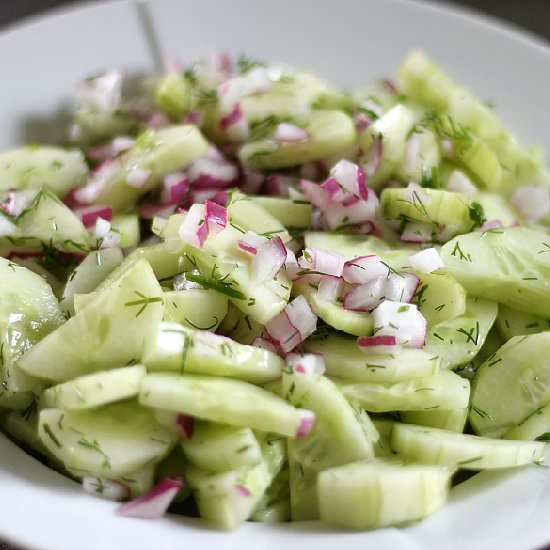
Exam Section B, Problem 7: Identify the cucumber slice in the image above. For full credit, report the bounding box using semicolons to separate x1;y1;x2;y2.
15;188;90;253
19;258;164;382
179;223;291;324
471;332;550;437
110;214;139;249
476;191;517;226
381;187;474;238
181;422;262;472
401;408;468;433
250;196;312;230
334;369;470;412
304;335;440;383
318;459;452;530
283;368;375;520
296;282;373;336
305;232;394;260
227;194;290;242
359;104;417;187
143;322;283;383
217;303;263;345
61;248;124;313
372;419;396;457
496;304;550;341
0;258;64;393
0;146;88;197
155;74;190;119
251;466;290;523
440;225;550;319
414;272;467;327
424;297;498;369
82;465;155;500
139;373;309;438
186;436;285;530
41;365;146;410
392;423;545;469
90;125;209;211
239;110;356;170
38;402;175;477
164;289;228;331
504;402;550;441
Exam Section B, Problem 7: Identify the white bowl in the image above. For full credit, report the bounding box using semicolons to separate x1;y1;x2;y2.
1;1;550;549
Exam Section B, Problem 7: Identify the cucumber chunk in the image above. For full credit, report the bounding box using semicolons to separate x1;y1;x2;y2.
0;258;64;393
41;365;146;410
15;188;91;253
504;402;550;441
164;289;228;331
441;226;550;318
392;423;545;469
110;214;140;249
61;248;124;313
414;272;467;327
424;297;498;369
38;402;175;477
496;304;550;341
471;332;550;437
381;187;474;238
239;110;356;170
250;466;290;523
304;335;440;383
335;369;470;412
155;74;191;119
0;146;88;197
217;303;263;345
89;126;209;211
283;367;375;520
186;436;285;530
318;459;452;530
296;282;373;336
250;196;312;230
19;258;164;382
143;322;283;383
139;373;309;438
181;422;262;472
401;408;468;433
176;223;291;324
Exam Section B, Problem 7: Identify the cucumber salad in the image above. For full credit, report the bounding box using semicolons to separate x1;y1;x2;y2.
0;49;549;531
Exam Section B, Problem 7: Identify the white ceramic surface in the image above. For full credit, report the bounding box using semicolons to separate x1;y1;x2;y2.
1;1;550;549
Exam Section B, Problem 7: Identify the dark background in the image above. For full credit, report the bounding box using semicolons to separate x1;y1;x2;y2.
0;0;549;549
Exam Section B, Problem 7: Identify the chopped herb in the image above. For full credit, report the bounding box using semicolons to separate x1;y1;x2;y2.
456;321;480;345
470;404;490;419
434;304;446;312
42;424;61;448
450;241;472;262
433;332;445;342
124;290;164;317
535;433;550;442
468;202;486;229
398;305;410;313
236;54;264;74
457;455;483;466
184;317;219;330
420;166;441;189
486;356;502;368
185;272;246;300
236;445;251;454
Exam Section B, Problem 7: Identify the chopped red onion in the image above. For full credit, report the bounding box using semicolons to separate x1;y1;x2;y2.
343;277;385;312
161;172;189;204
76;70;123;113
252;337;279;354
372;300;427;348
237;231;267;255
253;236;287;283
87;136;135;163
183;109;204;126
323;194;379;229
342;255;389;285
409;248;444;274
74;205;113;228
480;219;503;231
355;112;372;132
140;203;176;220
363;135;383;178
75;159;120;204
147;111;170;129
94;217;112;239
126;167;151;189
240;169;264;193
176;413;194;439
317;275;344;302
187;152;239;189
440;138;454;156
300;179;329;209
300;161;325;182
296;409;316;438
178;203;209;248
0;214;17;237
286;353;326;376
511;185;550;222
330;160;368;200
82;477;130;501
234;484;251;497
447;170;477;198
265;295;317;353
205;200;227;236
284;247;301;280
357;334;402;355
401;222;433;243
298;247;345;277
263;175;299;197
384;272;420;303
117;478;183;519
274;123;309;143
